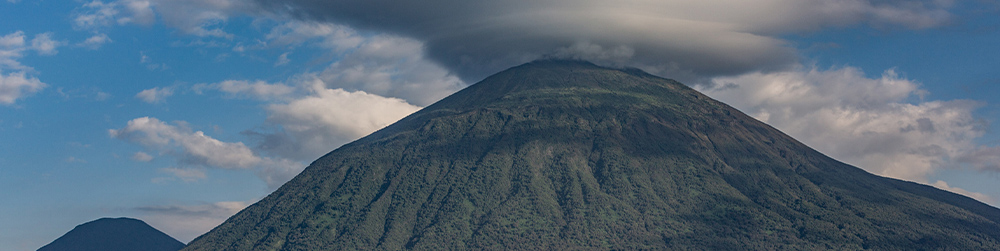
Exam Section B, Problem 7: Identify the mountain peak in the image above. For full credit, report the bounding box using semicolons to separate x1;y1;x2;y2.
404;60;692;119
186;61;1000;250
39;217;184;251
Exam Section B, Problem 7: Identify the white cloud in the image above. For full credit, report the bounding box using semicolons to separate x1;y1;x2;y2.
135;200;249;243
0;32;29;71
1;31;63;71
183;37;447;179
193;80;295;101
140;51;151;63
74;1;120;29
137;51;170;70
932;180;993;204
75;0;248;38
111;117;307;187
0;72;47;105
176;24;460;170
135;86;174;103
110;117;261;169
315;35;466;106
274;52;290;66
162;0;247;38
270;81;419;138
96;91;111;100
251;78;421;161
132;151;154;162
701;66;993;183
0;31;25;48
78;33;112;50
265;21;363;52
29;33;61;55
119;0;155;25
65;157;87;163
0;31;61;106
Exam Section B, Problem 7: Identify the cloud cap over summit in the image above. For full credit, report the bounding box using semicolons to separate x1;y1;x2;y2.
253;0;954;82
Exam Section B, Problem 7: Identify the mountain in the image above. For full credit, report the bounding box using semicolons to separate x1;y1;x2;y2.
38;217;185;251
184;60;1000;250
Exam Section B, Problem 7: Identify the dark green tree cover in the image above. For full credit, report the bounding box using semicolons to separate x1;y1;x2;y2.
39;217;185;251
183;60;1000;250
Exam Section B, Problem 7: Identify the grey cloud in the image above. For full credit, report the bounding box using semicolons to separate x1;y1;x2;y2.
259;21;463;105
315;34;466;106
701;66;988;182
917;117;936;133
956;146;1000;171
251;0;954;82
134;201;249;242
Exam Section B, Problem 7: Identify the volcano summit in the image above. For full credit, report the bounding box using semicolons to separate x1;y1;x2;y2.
184;61;1000;250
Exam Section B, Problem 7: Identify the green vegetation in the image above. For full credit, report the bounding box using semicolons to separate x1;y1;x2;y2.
183;60;1000;250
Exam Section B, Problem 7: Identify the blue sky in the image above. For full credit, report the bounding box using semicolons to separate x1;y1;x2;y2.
2;1;999;250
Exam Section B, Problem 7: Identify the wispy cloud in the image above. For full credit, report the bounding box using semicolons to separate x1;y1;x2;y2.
159;167;207;182
77;33;112;50
193;80;296;101
110;117;261;169
132;151;154;162
134;200;250;243
135;86;174;103
110;117;305;188
74;0;250;38
274;52;290;66
65;156;87;163
29;33;62;55
56;86;112;101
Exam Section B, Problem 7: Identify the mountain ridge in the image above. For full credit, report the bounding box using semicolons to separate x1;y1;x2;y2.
184;60;1000;250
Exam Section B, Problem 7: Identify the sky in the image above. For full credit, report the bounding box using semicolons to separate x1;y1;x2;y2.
1;0;998;250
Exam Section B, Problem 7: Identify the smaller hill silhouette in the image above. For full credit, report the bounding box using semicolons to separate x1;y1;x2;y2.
38;217;184;251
